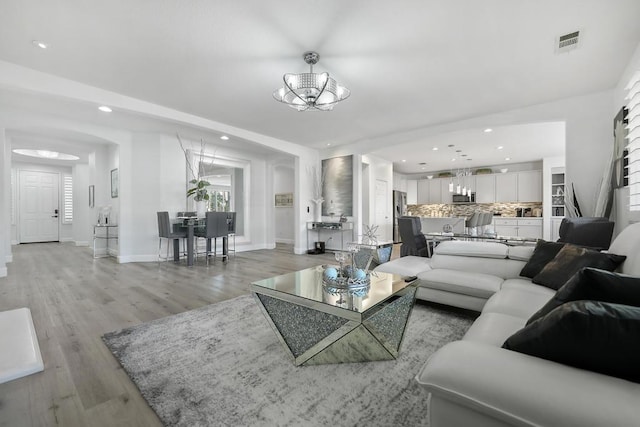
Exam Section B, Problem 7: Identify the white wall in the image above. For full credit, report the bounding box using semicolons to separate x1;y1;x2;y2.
274;165;294;244
0;129;8;276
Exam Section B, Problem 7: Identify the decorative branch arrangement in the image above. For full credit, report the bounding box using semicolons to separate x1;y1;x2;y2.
177;133;211;202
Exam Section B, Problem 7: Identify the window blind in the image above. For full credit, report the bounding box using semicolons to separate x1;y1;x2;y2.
63;175;73;223
626;71;640;211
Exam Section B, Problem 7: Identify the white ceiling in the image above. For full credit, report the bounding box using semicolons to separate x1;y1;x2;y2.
1;0;639;169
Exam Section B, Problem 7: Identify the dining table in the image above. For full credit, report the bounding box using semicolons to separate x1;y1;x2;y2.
173;216;229;266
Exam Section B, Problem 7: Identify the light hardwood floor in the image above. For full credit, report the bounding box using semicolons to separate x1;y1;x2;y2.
0;242;340;427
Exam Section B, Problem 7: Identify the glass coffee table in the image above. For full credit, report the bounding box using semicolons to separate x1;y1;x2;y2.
251;266;417;366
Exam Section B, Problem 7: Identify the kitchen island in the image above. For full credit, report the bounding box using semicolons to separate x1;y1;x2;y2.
419;217;466;234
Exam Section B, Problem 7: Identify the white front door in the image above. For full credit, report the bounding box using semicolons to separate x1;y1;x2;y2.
19;170;60;243
375;179;390;241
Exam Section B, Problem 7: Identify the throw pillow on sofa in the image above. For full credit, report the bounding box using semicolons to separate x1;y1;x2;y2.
519;240;565;278
503;300;640;383
531;245;626;290
528;267;640;324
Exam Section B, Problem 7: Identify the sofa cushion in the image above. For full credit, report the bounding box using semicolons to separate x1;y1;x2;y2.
528;267;640;325
507;245;535;261
430;254;526;280
434;241;508;259
482;287;554;319
532;245;626;290
417;269;502;299
503;301;640;383
373;256;431;277
501;278;555;296
462;312;526;346
519;240;565;278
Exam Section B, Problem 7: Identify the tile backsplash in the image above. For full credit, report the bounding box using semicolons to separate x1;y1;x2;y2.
407;202;543;218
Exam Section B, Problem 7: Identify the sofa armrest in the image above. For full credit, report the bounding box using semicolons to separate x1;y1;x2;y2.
416;341;640;427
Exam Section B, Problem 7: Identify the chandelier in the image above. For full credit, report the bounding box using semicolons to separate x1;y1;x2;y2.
273;51;350;111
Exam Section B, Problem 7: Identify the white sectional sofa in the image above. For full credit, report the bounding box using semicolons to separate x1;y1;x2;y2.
375;222;640;427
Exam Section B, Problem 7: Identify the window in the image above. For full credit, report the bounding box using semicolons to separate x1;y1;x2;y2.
63;175;73;223
627;71;640;211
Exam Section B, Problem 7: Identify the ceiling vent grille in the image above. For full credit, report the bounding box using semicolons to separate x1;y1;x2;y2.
556;31;580;53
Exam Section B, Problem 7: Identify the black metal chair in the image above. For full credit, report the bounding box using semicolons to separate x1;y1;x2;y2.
195;212;230;264
157;211;187;262
557;217;615;250
398;216;429;257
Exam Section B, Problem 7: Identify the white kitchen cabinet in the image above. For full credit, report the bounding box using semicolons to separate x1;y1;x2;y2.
495;172;518;202
429;178;442;203
551;218;563;241
493;217;542;239
440;178;452;204
475;174;495;203
417;179;430;204
407;180;418;204
517;170;542;202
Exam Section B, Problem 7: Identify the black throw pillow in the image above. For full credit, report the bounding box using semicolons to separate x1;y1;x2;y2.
504;300;640;383
528;268;640;325
531;245;626;290
519;240;565;278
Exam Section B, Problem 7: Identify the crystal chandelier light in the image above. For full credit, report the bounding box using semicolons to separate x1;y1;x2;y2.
273;51;350;111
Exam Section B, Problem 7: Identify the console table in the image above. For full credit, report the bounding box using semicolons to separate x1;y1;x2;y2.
93;224;118;258
306;222;354;252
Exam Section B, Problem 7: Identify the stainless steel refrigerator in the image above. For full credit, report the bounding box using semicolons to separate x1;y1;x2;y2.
393;190;407;243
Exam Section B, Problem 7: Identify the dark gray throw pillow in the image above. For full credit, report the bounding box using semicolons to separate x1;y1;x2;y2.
531;245;626;290
504;301;640;383
527;268;640;325
519;240;565;278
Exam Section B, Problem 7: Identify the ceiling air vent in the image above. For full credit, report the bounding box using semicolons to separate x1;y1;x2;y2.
556;31;580;53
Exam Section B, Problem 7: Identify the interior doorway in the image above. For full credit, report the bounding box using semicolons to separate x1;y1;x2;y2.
18;170;60;243
375;179;389;241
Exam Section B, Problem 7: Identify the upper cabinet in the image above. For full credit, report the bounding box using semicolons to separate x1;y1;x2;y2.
495;172;518;202
439;178;452;204
517;170;542;202
407;179;418;204
417;179;429;204
475;174;496;203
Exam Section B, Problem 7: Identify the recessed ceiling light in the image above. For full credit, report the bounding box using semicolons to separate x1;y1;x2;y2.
327;143;331;146
13;149;79;160
432;147;438;151
220;135;229;140
497;146;504;150
505;157;511;161
419;162;427;165
98;105;112;113
401;159;406;162
484;128;493;133
32;40;48;49
448;144;455;148
461;154;467;157
451;158;456;162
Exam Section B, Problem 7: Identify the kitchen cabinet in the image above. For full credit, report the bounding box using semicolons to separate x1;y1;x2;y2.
551;170;565;217
417;179;430;204
407;180;417;204
495;172;518;202
517;170;542;202
493;217;542;239
440;178;452;204
551;218;563;241
475;174;496;203
429;178;442;203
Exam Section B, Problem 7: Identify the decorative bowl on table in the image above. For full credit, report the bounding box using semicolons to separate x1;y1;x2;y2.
322;266;371;297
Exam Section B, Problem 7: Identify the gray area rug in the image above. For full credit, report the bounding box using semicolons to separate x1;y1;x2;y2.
103;294;474;426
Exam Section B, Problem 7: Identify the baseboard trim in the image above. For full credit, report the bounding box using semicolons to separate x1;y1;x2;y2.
11;240;18;245
59;237;73;243
75;241;89;247
5;255;12;263
0;267;7;278
275;238;295;244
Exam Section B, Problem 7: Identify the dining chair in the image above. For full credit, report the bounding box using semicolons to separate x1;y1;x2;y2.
157;211;187;263
465;212;481;236
227;212;236;258
195;212;230;264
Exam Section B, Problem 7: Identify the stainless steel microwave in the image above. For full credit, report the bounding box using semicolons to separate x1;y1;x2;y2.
452;192;476;204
